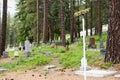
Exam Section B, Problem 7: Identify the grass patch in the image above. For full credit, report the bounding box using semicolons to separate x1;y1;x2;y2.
101;62;113;69
1;33;108;70
0;54;52;71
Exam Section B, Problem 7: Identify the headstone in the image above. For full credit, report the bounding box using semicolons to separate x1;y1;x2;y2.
0;68;7;73
24;37;31;57
99;39;106;55
3;51;9;58
80;57;90;71
88;38;96;49
100;49;106;55
100;39;104;49
14;51;19;58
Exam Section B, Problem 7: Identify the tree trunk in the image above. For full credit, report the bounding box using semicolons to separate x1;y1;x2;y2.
90;1;93;36
74;19;77;38
97;0;102;36
85;0;88;36
0;0;7;56
70;0;74;43
49;20;54;41
43;0;48;43
77;0;80;38
105;0;120;63
36;0;40;45
60;0;66;47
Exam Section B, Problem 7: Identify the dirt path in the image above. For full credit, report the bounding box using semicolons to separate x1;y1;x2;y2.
0;57;120;80
0;68;120;80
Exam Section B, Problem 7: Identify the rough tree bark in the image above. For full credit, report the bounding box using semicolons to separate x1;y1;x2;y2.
70;0;74;43
0;0;7;56
97;0;102;36
43;0;48;43
60;0;66;47
105;0;120;63
90;1;93;36
85;0;88;36
36;0;40;45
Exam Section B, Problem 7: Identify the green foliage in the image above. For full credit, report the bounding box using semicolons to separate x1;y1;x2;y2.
101;62;113;69
9;51;24;58
74;8;90;17
0;54;51;71
1;34;108;71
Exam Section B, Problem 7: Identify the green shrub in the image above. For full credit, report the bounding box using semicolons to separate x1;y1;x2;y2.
101;62;113;69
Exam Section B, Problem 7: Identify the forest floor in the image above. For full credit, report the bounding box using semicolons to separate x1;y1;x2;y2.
0;57;120;80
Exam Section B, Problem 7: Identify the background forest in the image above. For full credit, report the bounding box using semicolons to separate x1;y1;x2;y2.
1;0;108;46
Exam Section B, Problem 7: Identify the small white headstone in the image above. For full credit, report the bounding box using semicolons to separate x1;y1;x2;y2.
14;51;19;57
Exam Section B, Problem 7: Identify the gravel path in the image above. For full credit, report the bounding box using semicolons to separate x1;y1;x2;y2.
0;68;120;80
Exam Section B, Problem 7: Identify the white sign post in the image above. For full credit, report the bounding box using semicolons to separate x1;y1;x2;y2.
82;17;86;80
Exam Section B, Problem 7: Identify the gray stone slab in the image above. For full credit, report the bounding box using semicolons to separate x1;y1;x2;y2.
0;68;7;73
75;69;117;77
44;65;56;71
114;74;120;78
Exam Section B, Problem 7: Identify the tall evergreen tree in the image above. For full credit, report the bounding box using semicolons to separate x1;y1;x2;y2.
95;0;102;36
0;0;7;56
43;0;48;43
97;0;102;36
70;0;74;43
90;1;93;36
85;0;88;36
60;0;66;47
105;0;120;63
36;0;40;45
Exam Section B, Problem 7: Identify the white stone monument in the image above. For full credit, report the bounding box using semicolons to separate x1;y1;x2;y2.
24;37;31;57
14;51;19;57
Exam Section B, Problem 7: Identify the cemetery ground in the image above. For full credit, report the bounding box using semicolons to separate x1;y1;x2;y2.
0;35;120;80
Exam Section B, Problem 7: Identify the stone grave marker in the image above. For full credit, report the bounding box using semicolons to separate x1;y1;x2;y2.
3;51;9;58
24;37;31;57
100;39;104;49
0;68;7;73
88;38;96;49
100;39;106;55
14;51;19;58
